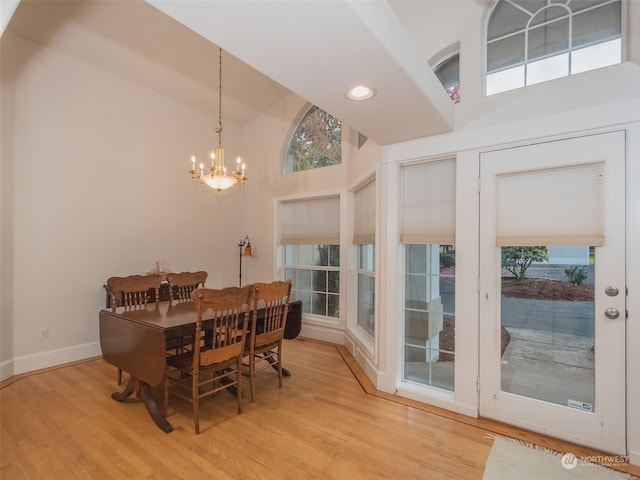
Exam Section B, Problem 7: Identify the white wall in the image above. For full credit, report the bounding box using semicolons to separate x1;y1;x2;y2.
0;28;17;367
0;32;253;376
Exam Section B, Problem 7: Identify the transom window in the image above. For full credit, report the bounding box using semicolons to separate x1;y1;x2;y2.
284;106;342;173
486;0;622;95
434;53;460;104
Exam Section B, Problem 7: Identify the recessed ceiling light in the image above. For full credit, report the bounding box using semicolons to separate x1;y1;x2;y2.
346;85;376;101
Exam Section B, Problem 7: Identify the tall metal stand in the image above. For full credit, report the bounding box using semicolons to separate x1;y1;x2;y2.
238;235;252;286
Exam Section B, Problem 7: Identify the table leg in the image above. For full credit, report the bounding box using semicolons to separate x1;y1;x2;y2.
111;375;173;433
111;376;136;401
140;381;173;433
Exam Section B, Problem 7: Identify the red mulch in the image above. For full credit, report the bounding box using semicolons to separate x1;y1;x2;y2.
501;278;594;301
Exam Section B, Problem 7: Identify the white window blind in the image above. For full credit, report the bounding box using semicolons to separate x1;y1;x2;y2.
400;159;456;244
496;162;604;246
280;196;340;245
353;179;376;244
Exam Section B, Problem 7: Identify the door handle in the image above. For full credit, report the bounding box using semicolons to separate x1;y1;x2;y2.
605;286;619;297
604;308;620;319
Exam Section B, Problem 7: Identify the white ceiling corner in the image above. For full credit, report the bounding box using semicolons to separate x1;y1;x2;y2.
6;0;490;145
145;0;455;145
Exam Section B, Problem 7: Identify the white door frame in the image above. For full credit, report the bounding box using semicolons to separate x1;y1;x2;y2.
478;131;627;454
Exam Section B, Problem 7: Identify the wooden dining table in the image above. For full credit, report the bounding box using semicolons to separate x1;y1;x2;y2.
99;299;301;433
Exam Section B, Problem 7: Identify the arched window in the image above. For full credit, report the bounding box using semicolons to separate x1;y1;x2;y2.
486;0;622;95
434;53;460;104
284;106;342;173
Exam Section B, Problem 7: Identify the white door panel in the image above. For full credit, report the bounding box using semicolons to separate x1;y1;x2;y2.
479;131;626;453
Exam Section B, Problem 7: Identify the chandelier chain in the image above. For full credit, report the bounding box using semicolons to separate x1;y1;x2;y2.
217;48;223;143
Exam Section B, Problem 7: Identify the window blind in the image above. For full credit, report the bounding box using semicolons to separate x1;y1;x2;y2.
400;159;456;244
279;195;340;245
496;162;604;246
353;180;376;244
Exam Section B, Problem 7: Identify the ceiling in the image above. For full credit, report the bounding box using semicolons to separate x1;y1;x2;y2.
5;0;490;145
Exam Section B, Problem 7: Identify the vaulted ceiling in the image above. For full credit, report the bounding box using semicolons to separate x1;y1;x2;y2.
5;0;490;145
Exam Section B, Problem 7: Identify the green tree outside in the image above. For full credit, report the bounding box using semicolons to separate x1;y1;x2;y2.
501;246;549;281
287;106;341;172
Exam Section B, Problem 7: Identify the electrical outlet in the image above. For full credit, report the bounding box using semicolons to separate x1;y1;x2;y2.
38;328;49;341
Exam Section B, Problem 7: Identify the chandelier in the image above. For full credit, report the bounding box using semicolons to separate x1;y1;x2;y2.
189;48;247;192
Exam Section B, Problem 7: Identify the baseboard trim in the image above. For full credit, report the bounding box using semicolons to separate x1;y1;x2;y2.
8;341;102;379
0;359;15;383
300;323;345;345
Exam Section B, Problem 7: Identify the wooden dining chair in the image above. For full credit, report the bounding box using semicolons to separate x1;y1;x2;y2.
165;271;208;356
107;273;163;310
166;271;208;301
165;285;254;434
106;273;164;384
243;280;292;402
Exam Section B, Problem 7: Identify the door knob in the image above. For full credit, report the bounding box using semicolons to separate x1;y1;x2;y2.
605;286;619;297
604;308;620;319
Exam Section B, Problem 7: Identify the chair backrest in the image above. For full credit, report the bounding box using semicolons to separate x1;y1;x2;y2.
251;280;292;348
190;285;254;367
166;271;208;301
107;273;164;310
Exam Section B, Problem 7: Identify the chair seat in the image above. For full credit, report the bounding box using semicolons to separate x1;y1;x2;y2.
244;340;280;357
168;347;243;372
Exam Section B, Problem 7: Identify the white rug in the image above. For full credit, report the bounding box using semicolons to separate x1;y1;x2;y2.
483;435;637;480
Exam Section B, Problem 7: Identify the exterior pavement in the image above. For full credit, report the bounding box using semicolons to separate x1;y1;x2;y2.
500;264;595;409
500;327;595;408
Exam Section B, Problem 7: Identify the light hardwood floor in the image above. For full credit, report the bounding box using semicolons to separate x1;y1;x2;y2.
2;338;639;479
